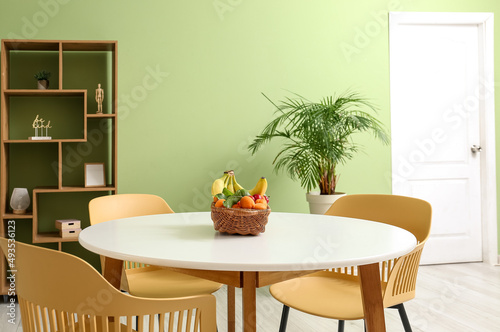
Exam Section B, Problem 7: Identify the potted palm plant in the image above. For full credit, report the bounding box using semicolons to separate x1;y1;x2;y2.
249;92;389;214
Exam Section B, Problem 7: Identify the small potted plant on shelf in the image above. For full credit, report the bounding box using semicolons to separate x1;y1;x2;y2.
249;91;389;214
34;70;51;90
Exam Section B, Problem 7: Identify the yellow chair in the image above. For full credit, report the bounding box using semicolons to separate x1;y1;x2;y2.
270;194;432;332
88;194;222;298
0;238;217;332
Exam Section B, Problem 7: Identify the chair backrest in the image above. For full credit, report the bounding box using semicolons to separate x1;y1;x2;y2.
325;194;432;306
325;194;432;243
89;194;174;272
0;238;216;332
88;194;174;225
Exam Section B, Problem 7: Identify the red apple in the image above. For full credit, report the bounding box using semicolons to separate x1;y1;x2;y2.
252;194;263;201
263;195;269;203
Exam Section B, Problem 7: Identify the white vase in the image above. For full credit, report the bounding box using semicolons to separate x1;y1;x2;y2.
306;191;346;215
10;188;30;214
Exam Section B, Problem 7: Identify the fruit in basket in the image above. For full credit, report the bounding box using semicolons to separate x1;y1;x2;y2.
226;174;235;193
252;194;262;201
249;177;267;196
211;171;269;210
232;173;245;191
255;198;267;205
254;202;267;210
211;172;229;196
215;199;225;208
240;196;256;209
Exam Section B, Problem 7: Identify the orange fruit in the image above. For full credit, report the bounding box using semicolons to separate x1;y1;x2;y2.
240;196;255;209
215;199;225;208
254;202;267;210
213;196;218;203
255;198;267;206
232;203;240;208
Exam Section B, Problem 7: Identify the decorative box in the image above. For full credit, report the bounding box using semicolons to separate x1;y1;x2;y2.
55;219;81;230
59;228;82;238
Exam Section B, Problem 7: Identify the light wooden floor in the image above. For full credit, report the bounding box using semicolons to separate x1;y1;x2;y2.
1;262;499;331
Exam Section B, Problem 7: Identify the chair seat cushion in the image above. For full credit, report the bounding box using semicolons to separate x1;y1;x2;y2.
126;267;222;298
270;272;365;320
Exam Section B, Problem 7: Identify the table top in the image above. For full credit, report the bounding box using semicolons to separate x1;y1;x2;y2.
79;212;417;272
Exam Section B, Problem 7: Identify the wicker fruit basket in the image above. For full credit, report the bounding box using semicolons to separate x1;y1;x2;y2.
211;203;271;235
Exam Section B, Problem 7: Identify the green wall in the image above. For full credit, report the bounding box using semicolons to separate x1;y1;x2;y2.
0;0;499;253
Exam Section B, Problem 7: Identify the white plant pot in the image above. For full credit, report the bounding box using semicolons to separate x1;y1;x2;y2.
306;191;346;215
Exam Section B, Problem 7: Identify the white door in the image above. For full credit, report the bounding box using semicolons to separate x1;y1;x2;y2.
389;12;496;264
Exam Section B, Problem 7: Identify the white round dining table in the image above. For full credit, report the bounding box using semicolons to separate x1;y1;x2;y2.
79;211;416;332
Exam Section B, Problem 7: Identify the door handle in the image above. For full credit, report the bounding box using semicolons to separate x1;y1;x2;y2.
471;145;482;153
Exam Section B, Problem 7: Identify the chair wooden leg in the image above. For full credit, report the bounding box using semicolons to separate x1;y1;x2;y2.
279;305;290;332
391;304;412;332
338;320;345;332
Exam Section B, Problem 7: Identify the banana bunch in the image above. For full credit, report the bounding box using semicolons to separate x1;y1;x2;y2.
211;171;268;196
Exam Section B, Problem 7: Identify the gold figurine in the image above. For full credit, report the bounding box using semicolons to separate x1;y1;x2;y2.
95;83;104;114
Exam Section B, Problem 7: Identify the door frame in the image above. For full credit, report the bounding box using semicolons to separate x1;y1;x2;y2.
389;12;498;265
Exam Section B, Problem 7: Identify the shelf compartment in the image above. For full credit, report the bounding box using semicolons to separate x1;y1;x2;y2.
8;143;59;213
7;93;87;140
61;118;114;187
5;49;60;90
32;190;114;245
63;51;112;113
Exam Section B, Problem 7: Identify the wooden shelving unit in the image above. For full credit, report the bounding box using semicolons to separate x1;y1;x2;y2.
0;39;118;294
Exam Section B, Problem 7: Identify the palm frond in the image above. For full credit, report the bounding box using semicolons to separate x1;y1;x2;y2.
248;91;389;194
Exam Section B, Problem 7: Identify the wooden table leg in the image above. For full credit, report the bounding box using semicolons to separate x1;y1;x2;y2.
227;285;236;332
358;263;386;332
242;272;257;332
102;257;123;290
